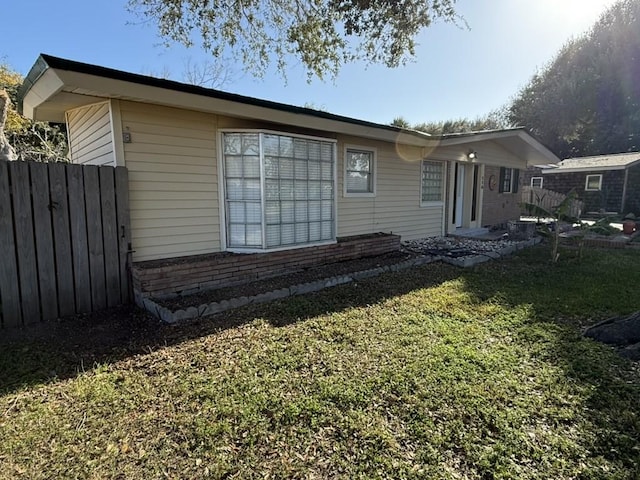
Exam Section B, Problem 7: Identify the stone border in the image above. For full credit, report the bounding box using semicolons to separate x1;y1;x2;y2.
136;255;438;324
135;237;542;323
440;237;541;268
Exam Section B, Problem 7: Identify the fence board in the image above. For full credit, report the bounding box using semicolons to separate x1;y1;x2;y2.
67;164;92;314
49;162;76;317
521;186;583;219
10;161;41;324
0;161;21;327
30;163;58;321
84;165;107;311
1;160;131;330
115;167;131;303
100;168;120;308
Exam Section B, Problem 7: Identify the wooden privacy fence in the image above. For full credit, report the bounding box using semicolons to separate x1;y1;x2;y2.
520;186;583;219
0;160;131;329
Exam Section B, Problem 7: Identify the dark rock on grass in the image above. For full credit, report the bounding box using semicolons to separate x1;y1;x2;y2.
584;311;640;361
584;311;640;346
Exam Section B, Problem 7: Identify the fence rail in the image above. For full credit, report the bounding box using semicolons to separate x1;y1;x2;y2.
0;160;131;329
520;186;583;219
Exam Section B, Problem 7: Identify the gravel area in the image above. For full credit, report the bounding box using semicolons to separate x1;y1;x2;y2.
401;236;521;257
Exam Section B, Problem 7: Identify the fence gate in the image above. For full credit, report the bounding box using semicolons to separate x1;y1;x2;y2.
0;160;131;329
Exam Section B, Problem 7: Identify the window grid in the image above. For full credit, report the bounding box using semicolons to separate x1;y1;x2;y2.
531;177;543;188
224;133;262;247
346;149;373;194
502;168;513;193
224;132;335;250
421;160;444;203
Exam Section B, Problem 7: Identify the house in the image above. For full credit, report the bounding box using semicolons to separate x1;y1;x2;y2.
19;54;559;298
540;152;640;215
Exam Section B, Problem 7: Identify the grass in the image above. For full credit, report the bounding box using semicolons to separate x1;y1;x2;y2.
1;246;640;479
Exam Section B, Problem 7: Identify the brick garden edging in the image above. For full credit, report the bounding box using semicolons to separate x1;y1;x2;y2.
136;236;544;323
133;233;401;299
135;255;438;323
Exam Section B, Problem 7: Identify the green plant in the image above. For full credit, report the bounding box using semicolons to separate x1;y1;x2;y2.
520;190;580;263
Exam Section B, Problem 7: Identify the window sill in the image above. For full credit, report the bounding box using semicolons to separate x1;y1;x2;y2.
226;239;337;254
420;201;444;208
344;192;376;198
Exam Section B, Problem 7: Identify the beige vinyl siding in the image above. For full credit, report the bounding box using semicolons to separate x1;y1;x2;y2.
337;135;444;240
66;102;115;165
119;101;219;262
431;141;526;168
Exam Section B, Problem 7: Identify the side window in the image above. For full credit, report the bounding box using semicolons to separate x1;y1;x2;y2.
531;176;543;188
345;147;375;196
585;174;602;191
499;167;520;193
421;160;445;205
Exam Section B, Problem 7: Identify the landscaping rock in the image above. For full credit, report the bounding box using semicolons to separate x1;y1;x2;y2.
584;311;640;345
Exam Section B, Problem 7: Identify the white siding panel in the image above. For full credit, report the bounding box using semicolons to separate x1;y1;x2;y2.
337;135;444;241
67;102;115;166
431;142;526;169
120;101;219;261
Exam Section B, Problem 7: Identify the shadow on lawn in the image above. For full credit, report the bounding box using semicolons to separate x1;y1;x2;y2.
1;245;638;470
2;247;639;472
0;261;462;395
456;247;640;474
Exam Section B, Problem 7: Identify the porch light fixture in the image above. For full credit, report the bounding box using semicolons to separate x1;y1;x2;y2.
467;150;477;161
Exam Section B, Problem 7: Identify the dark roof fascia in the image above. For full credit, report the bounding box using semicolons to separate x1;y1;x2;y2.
439;127;528;140
17;55;50;114
22;54;436;142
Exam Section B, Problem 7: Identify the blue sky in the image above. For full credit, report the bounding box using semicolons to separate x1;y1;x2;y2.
2;0;616;125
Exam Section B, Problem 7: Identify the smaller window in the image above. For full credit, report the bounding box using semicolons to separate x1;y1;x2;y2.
585;174;602;191
502;168;513;193
499;167;519;193
421;160;445;205
531;177;543;188
345;147;375;196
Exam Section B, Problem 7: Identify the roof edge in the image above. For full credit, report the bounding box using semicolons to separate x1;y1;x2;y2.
30;53;435;142
17;55;50;115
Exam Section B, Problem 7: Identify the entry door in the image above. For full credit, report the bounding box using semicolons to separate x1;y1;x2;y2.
454;163;465;227
469;164;481;228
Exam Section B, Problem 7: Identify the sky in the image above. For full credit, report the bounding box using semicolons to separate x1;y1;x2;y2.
2;0;617;125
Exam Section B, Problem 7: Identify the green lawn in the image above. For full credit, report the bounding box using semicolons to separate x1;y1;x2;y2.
1;246;639;479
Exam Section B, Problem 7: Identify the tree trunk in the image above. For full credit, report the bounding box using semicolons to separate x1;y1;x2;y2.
0;90;17;161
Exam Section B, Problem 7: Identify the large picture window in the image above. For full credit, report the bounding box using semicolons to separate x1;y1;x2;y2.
223;132;335;250
421;160;445;204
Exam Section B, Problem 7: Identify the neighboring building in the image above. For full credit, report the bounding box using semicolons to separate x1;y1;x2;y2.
541;152;640;214
19;54;559;273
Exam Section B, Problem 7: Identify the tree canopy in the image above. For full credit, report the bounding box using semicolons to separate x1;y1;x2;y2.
390;111;507;135
127;0;460;80
508;0;640;158
0;64;68;161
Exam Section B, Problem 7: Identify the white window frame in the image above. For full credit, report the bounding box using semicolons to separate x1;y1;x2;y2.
530;176;543;188
585;174;603;191
218;129;338;253
420;160;445;207
343;145;376;197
